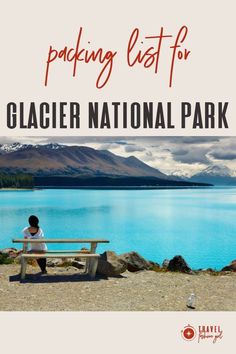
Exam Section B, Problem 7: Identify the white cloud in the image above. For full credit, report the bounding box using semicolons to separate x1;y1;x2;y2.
1;136;235;176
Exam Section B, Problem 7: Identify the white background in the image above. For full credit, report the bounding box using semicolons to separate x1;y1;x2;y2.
0;1;235;353
0;312;234;353
0;0;235;136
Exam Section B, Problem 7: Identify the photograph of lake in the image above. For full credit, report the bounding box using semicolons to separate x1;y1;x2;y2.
1;186;236;270
0;137;236;311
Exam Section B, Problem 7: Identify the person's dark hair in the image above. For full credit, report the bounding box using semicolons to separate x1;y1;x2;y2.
28;215;39;228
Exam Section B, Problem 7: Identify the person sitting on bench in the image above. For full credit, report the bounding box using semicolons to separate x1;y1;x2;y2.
22;215;47;274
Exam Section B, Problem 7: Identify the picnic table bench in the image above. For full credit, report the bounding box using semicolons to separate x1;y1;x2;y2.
12;238;109;280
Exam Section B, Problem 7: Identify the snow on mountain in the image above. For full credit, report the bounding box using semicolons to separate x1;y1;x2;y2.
35;143;65;150
0;142;64;154
194;165;233;177
0;142;27;153
0;142;171;179
188;165;236;185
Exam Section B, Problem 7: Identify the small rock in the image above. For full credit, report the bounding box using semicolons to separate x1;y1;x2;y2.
71;260;85;269
97;251;127;276
47;259;64;267
149;260;160;270
80;247;90;253
221;259;236;272
162;259;170;269
0;248;17;254
120;251;153;272
167;255;192;273
0;248;20;258
206;268;215;272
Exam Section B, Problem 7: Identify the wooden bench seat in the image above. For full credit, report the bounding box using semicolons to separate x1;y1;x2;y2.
22;252;99;258
20;252;100;280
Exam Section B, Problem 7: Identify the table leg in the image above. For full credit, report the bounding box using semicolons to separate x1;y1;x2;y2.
20;256;27;280
88;242;97;275
89;257;98;279
85;259;89;274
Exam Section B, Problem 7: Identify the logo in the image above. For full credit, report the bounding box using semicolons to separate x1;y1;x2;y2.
181;324;223;344
181;325;196;341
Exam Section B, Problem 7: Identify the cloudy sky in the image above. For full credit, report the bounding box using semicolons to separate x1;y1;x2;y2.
1;136;236;176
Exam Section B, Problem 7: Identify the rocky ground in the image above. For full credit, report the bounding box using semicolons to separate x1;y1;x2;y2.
0;263;236;311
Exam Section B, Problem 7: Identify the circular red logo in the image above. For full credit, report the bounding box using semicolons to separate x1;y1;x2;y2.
181;325;196;341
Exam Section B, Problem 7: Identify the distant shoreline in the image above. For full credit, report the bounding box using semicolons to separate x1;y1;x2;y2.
0;185;214;191
35;185;213;190
0;188;34;191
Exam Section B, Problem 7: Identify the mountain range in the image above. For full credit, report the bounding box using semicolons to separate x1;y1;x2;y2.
0;143;170;179
0;143;216;187
187;165;236;185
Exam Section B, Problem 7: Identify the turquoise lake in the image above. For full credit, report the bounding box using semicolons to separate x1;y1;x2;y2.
0;187;236;270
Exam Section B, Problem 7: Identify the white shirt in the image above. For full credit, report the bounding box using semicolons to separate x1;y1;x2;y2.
22;227;47;251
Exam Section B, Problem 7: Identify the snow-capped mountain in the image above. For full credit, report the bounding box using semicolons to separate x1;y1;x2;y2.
0;142;172;179
0;142;64;154
0;142;212;186
188;165;236;185
198;165;233;177
0;142;27;153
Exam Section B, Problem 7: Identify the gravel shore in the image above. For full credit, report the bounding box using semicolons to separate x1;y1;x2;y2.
0;264;235;311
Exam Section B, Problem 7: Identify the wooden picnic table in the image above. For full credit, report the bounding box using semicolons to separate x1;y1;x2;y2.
12;238;109;280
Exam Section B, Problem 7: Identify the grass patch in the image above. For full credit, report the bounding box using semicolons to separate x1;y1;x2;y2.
151;265;168;273
0;254;14;264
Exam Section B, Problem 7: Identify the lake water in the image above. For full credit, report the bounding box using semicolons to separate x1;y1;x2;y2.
0;187;236;270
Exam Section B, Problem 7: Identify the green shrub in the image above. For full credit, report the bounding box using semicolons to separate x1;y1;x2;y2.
0;254;14;264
